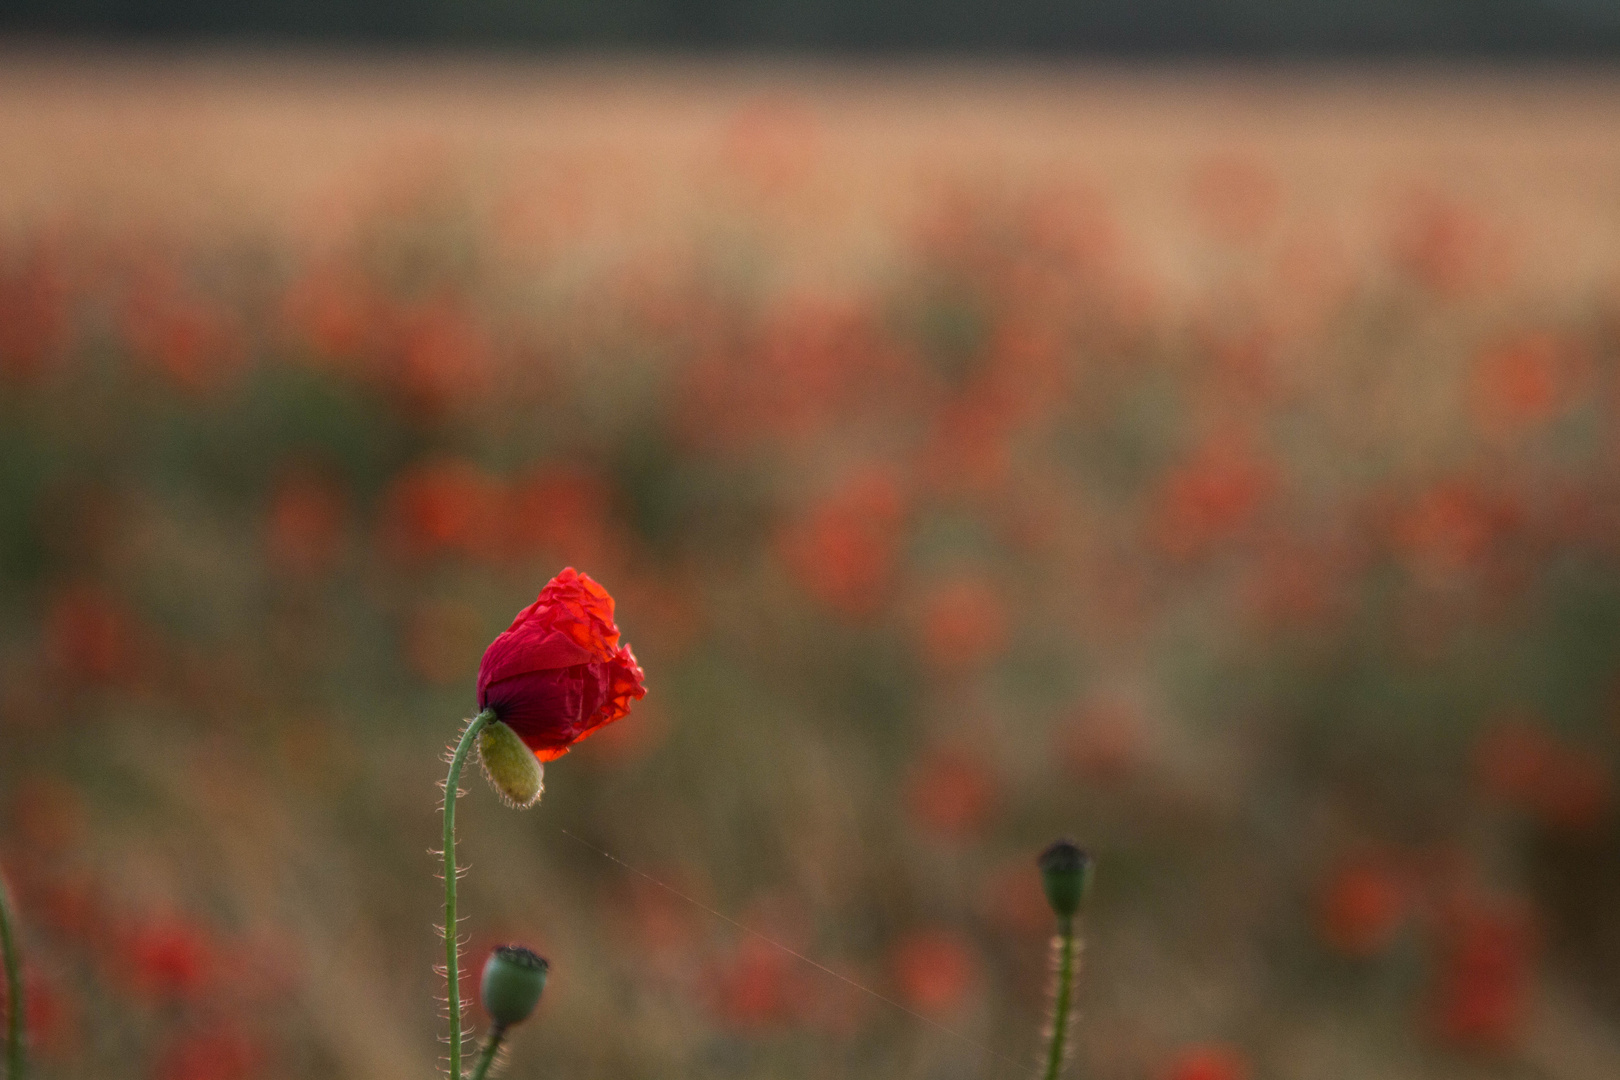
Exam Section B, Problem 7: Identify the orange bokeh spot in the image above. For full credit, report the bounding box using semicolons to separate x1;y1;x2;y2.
906;748;997;841
0;241;70;382
122;270;243;396
119;916;215;1002
1390;192;1511;299
1429;893;1537;1051
281;262;386;363
267;466;348;577
780;466;908;619
1317;857;1409;958
891;929;978;1013
505;465;618;569
153;1027;263;1080
0;968;74;1059
380;457;506;564
42;584;135;686
393;295;493;418
1163;1044;1249;1080
1392;480;1517;582
711;938;800;1031
1061;700;1150;784
918;577;1010;670
1153;434;1276;561
1470;332;1573;439
1474;717;1613;836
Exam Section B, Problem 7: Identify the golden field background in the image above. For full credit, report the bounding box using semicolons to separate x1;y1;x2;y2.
3;54;1620;1080
3;56;1620;294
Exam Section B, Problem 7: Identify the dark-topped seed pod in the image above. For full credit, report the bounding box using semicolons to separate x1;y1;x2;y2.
480;945;548;1029
1038;839;1093;921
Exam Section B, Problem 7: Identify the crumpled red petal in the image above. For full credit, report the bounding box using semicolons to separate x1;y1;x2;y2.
476;569;647;761
476;567;621;700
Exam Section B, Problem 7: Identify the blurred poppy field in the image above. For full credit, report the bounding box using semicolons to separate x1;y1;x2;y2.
4;58;1620;1080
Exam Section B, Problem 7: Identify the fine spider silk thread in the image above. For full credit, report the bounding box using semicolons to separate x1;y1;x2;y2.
557;826;1045;1076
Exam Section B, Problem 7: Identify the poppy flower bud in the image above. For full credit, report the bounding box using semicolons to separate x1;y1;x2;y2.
1038;839;1093;921
480;945;548;1029
477;719;544;808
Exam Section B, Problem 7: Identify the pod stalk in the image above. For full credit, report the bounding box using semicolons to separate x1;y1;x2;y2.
442;708;496;1078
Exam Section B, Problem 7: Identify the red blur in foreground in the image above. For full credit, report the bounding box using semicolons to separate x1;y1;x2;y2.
0;967;73;1059
476;568;647;761
1162;1044;1250;1080
153;1026;263;1080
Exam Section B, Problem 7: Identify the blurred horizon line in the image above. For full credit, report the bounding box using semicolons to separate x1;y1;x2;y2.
2;40;1620;89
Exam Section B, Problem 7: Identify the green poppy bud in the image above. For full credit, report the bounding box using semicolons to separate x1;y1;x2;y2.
480;945;548;1029
1038;839;1093;921
477;720;544;808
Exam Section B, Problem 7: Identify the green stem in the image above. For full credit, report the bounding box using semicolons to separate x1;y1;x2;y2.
469;1024;506;1080
444;708;495;1079
1042;915;1077;1080
1;870;24;1080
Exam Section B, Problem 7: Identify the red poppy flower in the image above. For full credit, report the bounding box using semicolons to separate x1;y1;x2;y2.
477;568;646;761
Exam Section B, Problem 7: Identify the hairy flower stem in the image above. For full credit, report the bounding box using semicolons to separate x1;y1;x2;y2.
1042;915;1078;1080
444;708;495;1079
469;1024;507;1080
1;870;24;1080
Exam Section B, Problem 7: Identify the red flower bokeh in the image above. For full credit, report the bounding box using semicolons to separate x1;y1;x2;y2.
710;938;801;1031
1153;433;1277;561
152;1026;263;1080
1061;699;1152;784
779;466;908;619
1474;717;1613;836
119;916;215;1002
1470;332;1574;439
477;568;646;760
1391;479;1520;583
42;584;137;686
0;240;70;382
266;466;348;577
1317;856;1410;958
917;576;1010;670
0;966;74;1059
380;458;506;564
1429;892;1537;1051
891;928;978;1013
1162;1044;1250;1080
122;269;243;397
905;748;997;841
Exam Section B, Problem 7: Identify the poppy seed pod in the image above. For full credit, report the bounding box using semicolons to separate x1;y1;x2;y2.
480;945;548;1029
1038;839;1093;921
476;719;545;808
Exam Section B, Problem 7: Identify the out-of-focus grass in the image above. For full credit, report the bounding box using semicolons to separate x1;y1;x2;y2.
3;59;1620;1080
